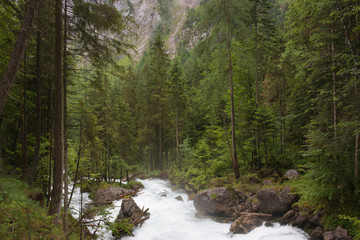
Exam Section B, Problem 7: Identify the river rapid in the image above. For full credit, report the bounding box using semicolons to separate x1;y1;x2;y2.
71;179;309;240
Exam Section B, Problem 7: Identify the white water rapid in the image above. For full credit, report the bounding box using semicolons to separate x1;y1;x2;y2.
71;179;309;240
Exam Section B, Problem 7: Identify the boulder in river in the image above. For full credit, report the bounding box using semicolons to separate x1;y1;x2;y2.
309;226;324;240
193;187;246;217
175;195;184;201
94;187;135;206
323;226;351;240
113;197;150;238
256;186;298;216
230;213;272;234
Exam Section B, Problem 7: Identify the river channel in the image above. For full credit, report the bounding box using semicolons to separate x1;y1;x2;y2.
70;179;309;240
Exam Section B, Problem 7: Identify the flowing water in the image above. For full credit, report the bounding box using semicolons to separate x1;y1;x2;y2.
71;179;309;240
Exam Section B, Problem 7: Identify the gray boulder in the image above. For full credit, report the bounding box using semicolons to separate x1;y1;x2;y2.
193;187;246;217
94;187;135;206
175;195;184;201
256;186;298;216
113;197;150;238
230;213;272;234
284;169;299;180
116;197;150;226
309;226;324;240
323;226;351;240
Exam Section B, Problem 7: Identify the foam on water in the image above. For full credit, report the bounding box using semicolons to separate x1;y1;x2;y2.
71;179;309;240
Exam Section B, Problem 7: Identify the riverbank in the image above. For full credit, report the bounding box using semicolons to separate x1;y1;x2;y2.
122;178;309;240
166;169;359;239
0;175;85;239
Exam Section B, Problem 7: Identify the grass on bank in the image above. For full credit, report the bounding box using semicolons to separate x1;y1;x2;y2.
0;175;83;240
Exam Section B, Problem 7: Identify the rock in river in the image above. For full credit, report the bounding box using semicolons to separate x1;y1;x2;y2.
94;187;135;206
230;213;272;234
116;197;150;225
193;187;246;217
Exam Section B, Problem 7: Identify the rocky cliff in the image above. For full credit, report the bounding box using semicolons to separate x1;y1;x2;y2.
117;0;202;60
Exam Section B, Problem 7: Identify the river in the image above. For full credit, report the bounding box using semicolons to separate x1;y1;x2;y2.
70;179;309;240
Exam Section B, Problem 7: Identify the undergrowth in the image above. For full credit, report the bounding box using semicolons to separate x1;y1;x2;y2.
0;175;82;240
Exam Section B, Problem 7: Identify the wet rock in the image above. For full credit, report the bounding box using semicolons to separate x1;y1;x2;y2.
229;213;272;234
280;209;296;225
188;193;195;201
193;187;246;217
175;195;184;201
265;222;274;227
244;194;259;213
293;214;308;228
309;226;324;240
256;186;298;216
323;226;351;240
114;197;150;237
94;187;135;206
116;197;150;226
284;169;299;180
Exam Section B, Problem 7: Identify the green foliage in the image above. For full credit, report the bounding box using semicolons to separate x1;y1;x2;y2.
338;215;360;239
0;175;80;240
209;193;217;199
107;218;134;237
124;180;144;190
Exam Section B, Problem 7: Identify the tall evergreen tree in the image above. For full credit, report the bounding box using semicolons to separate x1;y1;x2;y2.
49;0;64;223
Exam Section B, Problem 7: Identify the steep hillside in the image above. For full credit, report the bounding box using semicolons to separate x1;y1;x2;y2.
119;0;202;60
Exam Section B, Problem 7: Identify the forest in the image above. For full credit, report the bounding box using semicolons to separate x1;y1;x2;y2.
0;0;360;239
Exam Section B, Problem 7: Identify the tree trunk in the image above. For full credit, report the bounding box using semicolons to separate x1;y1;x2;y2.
254;1;259;104
331;28;338;148
0;0;41;116
0;118;2;169
159;121;163;170
225;0;240;179
49;0;64;224
68;117;82;209
176;108;181;172
335;0;359;80
28;17;41;185
21;53;28;180
354;10;359;190
63;0;69;235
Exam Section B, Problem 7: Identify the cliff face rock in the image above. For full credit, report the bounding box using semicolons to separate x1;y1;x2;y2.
116;0;202;60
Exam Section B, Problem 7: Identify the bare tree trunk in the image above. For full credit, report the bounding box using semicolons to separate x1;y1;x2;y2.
331;28;338;147
28;16;42;185
355;131;359;184
21;54;28;180
254;1;259;104
223;113;233;163
49;0;64;224
335;0;360;80
225;0;240;179
354;8;359;191
175;108;181;172
68;117;82;208
0;118;2;169
0;0;41;116
63;0;69;235
159;121;163;170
